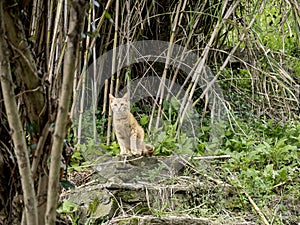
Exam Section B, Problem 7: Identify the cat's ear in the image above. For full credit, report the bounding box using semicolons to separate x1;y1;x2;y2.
122;93;129;100
109;94;114;102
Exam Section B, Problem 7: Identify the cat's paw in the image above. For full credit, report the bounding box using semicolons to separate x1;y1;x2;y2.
130;148;143;157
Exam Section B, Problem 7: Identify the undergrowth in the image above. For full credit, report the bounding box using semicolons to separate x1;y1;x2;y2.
69;114;300;224
189;117;300;224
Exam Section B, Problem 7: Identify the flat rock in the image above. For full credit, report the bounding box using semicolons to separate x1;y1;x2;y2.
94;155;189;184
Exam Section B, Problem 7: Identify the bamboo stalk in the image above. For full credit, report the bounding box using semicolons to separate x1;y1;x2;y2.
92;3;98;142
155;0;185;129
125;0;131;98
106;0;119;146
48;0;63;74
166;3;203;101
134;0;155;41
89;0;115;52
102;79;109;136
147;1;186;131
76;57;86;145
175;0;242;136
46;1;86;224
29;0;38;39
71;0;114;145
97;24;113;137
46;0;54;63
76;0;93;145
106;81;114;146
37;1;45;54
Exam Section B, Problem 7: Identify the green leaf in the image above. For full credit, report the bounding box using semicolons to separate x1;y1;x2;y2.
57;200;78;213
140;114;149;126
29;35;36;41
72;151;82;160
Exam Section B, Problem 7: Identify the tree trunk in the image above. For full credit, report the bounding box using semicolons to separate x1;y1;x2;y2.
0;2;38;225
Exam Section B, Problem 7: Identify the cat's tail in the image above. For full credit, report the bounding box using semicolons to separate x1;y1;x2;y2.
142;144;155;156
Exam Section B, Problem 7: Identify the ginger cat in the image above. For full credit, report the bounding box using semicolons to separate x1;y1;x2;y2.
109;93;154;156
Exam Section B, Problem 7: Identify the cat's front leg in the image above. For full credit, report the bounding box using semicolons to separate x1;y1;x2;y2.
130;133;141;155
120;144;129;155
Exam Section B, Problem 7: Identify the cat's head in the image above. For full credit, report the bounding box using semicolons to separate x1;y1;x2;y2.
109;93;129;114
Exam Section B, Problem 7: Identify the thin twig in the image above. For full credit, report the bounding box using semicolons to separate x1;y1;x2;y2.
193;155;231;160
244;192;270;225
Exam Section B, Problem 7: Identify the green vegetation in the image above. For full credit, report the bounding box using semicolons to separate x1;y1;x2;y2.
1;0;300;223
68;108;300;224
60;0;300;222
179;119;299;224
